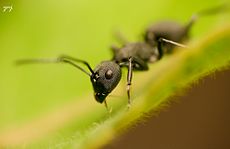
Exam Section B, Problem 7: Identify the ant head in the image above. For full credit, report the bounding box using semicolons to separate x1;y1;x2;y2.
90;61;121;103
16;55;122;104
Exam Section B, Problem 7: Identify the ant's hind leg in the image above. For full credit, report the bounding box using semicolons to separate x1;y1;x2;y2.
159;38;187;48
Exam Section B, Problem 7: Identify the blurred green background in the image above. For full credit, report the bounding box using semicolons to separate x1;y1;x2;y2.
0;0;229;148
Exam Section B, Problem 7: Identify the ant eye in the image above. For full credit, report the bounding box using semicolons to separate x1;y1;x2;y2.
105;69;113;79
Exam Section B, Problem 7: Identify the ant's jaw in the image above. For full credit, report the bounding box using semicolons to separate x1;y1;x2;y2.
94;92;107;103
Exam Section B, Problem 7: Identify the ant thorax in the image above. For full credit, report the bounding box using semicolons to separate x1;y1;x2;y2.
113;42;159;64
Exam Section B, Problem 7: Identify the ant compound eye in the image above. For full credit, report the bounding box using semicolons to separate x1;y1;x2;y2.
105;69;113;79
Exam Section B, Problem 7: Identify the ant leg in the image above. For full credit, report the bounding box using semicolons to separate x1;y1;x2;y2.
132;57;149;70
104;100;112;113
127;57;133;108
157;38;164;60
157;38;187;59
119;57;148;70
185;14;198;32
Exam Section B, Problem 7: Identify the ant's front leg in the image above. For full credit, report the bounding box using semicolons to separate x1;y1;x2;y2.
127;57;133;108
125;57;148;108
104;100;112;113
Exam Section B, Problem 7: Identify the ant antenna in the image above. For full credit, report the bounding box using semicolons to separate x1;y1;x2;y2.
16;55;94;77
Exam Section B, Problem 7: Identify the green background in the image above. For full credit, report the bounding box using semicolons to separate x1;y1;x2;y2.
0;0;228;148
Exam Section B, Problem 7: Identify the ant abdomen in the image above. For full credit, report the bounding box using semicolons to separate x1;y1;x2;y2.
144;21;189;53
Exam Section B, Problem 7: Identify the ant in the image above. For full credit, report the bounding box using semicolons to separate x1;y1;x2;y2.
16;4;228;110
110;4;227;106
16;42;182;110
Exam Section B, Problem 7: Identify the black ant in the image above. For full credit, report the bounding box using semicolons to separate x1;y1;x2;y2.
110;4;227;106
16;4;228;110
16;42;182;110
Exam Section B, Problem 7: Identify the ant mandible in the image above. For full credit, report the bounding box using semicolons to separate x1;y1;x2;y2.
17;4;227;110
